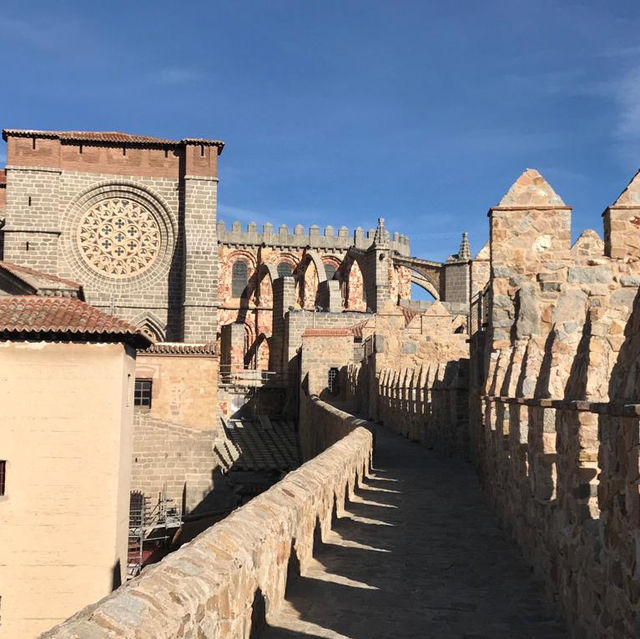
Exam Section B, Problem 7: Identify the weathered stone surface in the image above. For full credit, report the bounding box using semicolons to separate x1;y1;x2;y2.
567;265;612;284
264;427;567;639
515;283;540;338
39;399;374;639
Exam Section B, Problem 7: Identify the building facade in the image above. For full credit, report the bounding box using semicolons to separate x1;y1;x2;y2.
0;129;474;373
0;129;222;343
0;281;151;639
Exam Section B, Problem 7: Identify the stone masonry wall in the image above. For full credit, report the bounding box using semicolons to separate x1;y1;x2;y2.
476;169;640;639
40;399;373;639
131;414;220;514
347;301;470;456
1;132;222;343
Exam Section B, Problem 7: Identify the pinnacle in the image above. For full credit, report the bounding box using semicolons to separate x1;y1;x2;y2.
497;168;566;208
458;232;471;261
611;169;640;207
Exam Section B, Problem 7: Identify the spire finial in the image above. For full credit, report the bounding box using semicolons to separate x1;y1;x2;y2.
373;217;389;246
459;232;471;260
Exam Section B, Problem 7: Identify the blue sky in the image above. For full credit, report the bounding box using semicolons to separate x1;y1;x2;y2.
1;1;640;264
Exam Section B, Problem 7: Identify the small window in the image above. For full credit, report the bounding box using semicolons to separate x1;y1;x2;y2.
325;263;337;281
277;262;292;278
232;260;249;297
0;460;6;496
134;379;152;408
328;367;339;394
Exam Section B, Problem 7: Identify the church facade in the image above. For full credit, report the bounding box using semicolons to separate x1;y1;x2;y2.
0;128;472;371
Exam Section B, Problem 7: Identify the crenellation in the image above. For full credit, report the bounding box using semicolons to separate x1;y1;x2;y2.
216;217;411;255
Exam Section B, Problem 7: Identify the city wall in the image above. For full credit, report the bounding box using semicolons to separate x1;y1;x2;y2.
342;301;471;457
473;169;640;638
40;398;373;639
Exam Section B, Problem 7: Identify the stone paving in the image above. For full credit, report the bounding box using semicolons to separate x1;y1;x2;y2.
262;426;567;639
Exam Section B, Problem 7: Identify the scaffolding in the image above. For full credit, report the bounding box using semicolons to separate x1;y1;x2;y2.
127;491;182;579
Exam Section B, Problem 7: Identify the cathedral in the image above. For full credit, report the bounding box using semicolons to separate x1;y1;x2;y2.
0;128;473;367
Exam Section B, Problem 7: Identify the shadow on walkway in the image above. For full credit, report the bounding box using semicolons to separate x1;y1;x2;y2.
261;426;567;639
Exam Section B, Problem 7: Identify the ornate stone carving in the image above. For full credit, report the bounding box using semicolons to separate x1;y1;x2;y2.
76;198;161;278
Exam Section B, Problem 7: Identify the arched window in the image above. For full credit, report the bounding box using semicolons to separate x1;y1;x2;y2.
277;262;292;278
232;260;248;297
325;263;337;281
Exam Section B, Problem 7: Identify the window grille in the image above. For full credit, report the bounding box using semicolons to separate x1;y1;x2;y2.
0;460;6;496
134;379;152;408
328;367;339;394
232;260;249;297
277;262;292;278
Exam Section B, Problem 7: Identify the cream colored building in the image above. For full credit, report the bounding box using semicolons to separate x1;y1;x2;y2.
0;262;150;639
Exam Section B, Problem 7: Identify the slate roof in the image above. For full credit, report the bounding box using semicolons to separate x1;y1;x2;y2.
215;417;299;472
0;260;83;297
0;296;152;348
2;129;225;151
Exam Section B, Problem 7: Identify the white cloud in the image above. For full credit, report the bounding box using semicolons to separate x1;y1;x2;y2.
609;66;640;165
615;67;640;139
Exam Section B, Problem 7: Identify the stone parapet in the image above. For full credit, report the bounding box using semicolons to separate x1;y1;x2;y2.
478;395;639;638
217;219;411;256
39;398;374;639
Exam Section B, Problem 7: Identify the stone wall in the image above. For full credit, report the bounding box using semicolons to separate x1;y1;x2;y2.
131;414;222;514
336;300;471;456
0;130;222;343
40;398;373;639
217;220;412;373
475;169;640;638
135;345;219;430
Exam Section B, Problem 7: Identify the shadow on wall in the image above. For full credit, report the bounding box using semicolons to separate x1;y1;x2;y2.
259;433;564;639
477;284;640;637
372;358;470;457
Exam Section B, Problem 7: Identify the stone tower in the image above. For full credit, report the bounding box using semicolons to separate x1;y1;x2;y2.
0;129;224;342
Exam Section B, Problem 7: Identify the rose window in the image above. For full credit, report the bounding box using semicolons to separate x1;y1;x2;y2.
77;198;162;278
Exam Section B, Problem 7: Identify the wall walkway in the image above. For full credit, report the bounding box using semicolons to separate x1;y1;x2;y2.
263;425;567;639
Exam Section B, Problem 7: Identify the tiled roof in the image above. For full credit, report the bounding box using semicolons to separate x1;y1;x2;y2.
0;260;83;297
2;129;225;150
216;417;299;472
0;296;152;347
142;342;218;356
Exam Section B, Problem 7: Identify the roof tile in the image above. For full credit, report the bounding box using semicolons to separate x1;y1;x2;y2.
2;129;225;150
0;296;151;347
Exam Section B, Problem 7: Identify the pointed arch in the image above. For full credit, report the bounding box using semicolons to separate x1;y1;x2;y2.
294;250;326;310
130;311;166;343
343;259;366;311
321;255;341;282
220;249;257;302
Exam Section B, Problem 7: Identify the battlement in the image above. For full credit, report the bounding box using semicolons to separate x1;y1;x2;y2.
217;219;411;255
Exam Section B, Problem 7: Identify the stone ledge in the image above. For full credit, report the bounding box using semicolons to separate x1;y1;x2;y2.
40;403;373;639
482;395;640;417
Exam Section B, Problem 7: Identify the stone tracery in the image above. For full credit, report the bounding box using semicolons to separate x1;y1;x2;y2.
76;197;162;278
